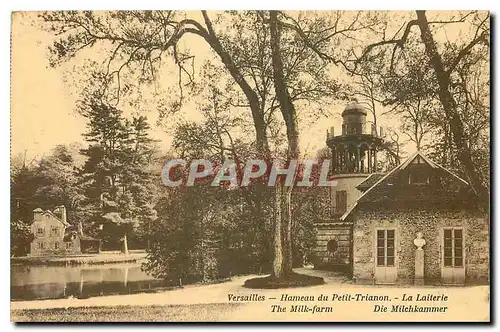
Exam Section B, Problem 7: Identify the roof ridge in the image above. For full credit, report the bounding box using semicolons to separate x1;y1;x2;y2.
41;209;71;226
340;151;469;221
416;152;469;186
356;172;386;187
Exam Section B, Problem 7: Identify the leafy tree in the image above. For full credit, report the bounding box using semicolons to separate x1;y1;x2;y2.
79;96;157;253
39;10;399;282
11;153;39;224
10;145;84;255
34;144;87;225
353;11;490;201
11;219;33;257
379;128;407;171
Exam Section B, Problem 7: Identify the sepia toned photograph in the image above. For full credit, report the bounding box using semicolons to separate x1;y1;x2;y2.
10;10;490;322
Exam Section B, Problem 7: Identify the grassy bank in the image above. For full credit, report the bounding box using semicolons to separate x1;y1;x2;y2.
12;303;244;322
11;251;147;266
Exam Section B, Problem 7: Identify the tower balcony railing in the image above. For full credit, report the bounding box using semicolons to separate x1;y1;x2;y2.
327;123;383;140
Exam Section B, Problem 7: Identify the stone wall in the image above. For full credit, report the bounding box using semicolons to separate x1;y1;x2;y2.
30;236;81;256
352;208;489;285
313;223;351;270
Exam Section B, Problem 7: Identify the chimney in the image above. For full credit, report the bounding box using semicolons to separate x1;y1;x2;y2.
33;208;43;221
54;205;67;224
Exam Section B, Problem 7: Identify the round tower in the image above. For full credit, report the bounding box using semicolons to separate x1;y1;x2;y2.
324;101;384;214
327;102;383;176
314;101;384;272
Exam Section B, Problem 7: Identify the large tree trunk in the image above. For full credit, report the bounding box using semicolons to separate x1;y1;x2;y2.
415;10;487;202
272;183;284;278
200;11;269;155
269;10;300;278
199;12;274;276
283;184;293;275
122;232;129;255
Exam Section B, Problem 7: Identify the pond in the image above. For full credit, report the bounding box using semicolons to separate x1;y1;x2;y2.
11;262;170;301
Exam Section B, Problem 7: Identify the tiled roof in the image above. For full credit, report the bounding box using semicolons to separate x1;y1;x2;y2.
33;208;70;227
341;151;470;221
356;173;385;191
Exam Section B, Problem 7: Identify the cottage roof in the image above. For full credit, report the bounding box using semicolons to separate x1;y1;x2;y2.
34;208;71;227
356;173;385;191
340;151;469;221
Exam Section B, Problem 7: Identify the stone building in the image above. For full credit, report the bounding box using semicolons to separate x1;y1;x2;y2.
313;102;489;286
342;152;489;285
29;206;100;256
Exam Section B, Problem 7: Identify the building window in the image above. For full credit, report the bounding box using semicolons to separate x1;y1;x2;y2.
377;229;395;267
37;227;45;236
327;239;338;252
409;171;429;185
51;226;59;236
54;242;59;249
66;242;72;249
38;242;44;249
443;229;463;267
335;190;347;216
408;163;430;185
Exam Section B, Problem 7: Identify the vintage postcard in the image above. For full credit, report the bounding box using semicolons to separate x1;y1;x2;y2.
10;10;490;322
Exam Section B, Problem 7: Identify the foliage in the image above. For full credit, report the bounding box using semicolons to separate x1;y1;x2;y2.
351;11;490;199
11;219;34;257
78;96;158;252
10;145;87;253
243;272;324;289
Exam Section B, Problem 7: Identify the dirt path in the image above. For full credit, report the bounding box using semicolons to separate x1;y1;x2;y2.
11;268;490;322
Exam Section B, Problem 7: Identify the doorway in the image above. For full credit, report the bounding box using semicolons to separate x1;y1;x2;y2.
442;228;465;285
375;228;397;284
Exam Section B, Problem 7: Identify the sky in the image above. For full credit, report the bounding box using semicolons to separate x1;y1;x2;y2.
9;11;444;162
11;14;85;160
11;13;176;160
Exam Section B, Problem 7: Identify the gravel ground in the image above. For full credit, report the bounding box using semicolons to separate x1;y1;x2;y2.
11;268;490;322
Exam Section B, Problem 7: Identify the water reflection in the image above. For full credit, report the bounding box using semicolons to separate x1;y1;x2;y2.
11;263;170;301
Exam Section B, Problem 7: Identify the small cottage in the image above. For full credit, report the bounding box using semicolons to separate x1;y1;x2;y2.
29;205;100;256
342;152;489;285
